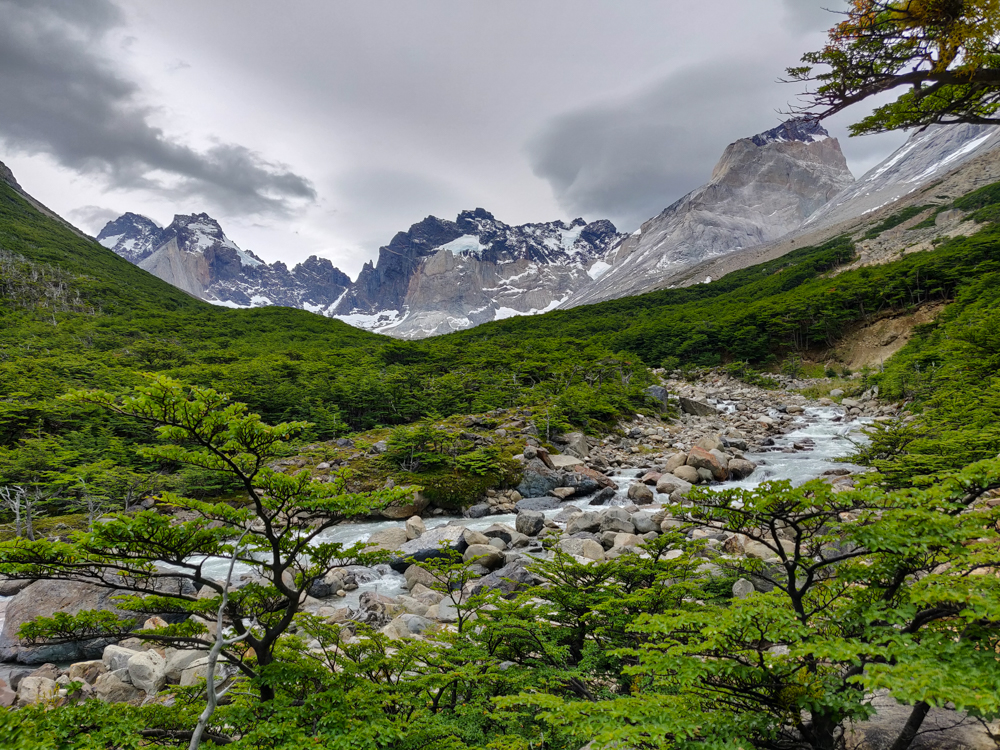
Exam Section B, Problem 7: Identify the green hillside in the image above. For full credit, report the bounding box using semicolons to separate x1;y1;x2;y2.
3;175;1000;505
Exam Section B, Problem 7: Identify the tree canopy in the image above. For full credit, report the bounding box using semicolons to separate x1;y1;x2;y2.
789;0;1000;133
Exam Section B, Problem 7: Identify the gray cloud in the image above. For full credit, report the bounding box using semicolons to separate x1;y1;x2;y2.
0;0;315;216
526;59;795;231
67;204;126;233
781;0;847;32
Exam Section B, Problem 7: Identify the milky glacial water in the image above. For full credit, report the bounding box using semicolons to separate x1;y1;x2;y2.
0;407;867;632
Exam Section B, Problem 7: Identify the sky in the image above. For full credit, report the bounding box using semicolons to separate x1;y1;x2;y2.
0;0;910;278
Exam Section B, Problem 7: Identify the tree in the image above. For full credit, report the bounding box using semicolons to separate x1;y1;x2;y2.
789;0;1000;134
0;375;411;704
514;461;1000;750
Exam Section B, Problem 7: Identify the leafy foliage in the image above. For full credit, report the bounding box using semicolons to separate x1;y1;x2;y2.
789;0;1000;133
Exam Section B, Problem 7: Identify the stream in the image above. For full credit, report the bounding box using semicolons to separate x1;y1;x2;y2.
0;405;868;632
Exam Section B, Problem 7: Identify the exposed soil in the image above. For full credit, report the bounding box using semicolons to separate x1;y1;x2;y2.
815;302;946;372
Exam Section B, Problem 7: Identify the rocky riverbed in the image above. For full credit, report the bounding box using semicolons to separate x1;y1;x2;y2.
0;373;892;708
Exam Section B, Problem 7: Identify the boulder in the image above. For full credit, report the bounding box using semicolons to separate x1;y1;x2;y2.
656;474;693;497
551;487;575;499
515;510;545;537
462;529;491;546
16;675;58;705
366;527;409;551
663;453;687;473
67;660;106;685
517;459;566;497
469;562;538;597
93;671;144;704
672;465;701;484
179;657;237;688
549;454;584;469
463;544;504;569
464;503;492;519
599;507;635;534
0;580;134;664
728;458;758;480
612;533;643;549
732;578;755;599
127;650;167;695
565;511;601;535
695;435;725;452
387;613;437;639
679;397;717;417
515;496;561;512
164;649;207;682
405;515;426;540
573;465;616;491
480;523;520;545
627;483;654;504
353;592;402;628
0;678;14;708
559;538;606;561
379;490;430;520
686;446;729;481
644;385;669;407
389;525;469;572
631;512;659;534
102;644;139;673
562;432;590;460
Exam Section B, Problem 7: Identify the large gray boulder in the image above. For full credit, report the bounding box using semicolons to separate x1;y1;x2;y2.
0;580;130;664
127;650;166;694
561;432;590;460
515;496;561;512
389;525;469;572
15;675;58;705
468;561;538;598
679;397;717;417
515;510;545;536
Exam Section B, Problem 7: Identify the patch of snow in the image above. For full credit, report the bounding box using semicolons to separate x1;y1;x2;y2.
324;289;349;316
207;299;248;309
587;260;612;280
438;235;488;257
907;131;995;183
236;247;262;267
250;295;272;307
302;301;324;313
334;309;402;331
98;234;123;249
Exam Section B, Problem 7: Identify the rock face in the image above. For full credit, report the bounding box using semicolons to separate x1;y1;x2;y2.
330;209;622;338
0;580;130;664
99;207;622;340
564;119;855;307
804;123;1000;231
98;212;351;308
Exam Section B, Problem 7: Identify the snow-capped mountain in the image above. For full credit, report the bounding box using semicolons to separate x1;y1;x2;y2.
96;213;163;263
804;123;1000;230
97;213;350;307
563;119;855;307
335;208;622;337
96;208;621;337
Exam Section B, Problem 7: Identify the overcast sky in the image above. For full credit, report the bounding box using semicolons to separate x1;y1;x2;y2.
0;0;909;277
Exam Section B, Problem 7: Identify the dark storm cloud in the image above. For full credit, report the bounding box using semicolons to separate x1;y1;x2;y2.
525;59;792;231
0;0;315;215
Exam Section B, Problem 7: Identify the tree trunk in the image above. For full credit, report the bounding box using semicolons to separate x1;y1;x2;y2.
888;701;931;750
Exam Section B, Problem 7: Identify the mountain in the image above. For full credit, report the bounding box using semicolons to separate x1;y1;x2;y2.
97;213;351;309
563;119;855;307
803;123;1000;231
97;207;622;338
335;208;622;337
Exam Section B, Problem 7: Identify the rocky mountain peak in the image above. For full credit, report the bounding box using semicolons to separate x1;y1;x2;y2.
96;213;163;263
750;118;829;147
566;119;855;308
